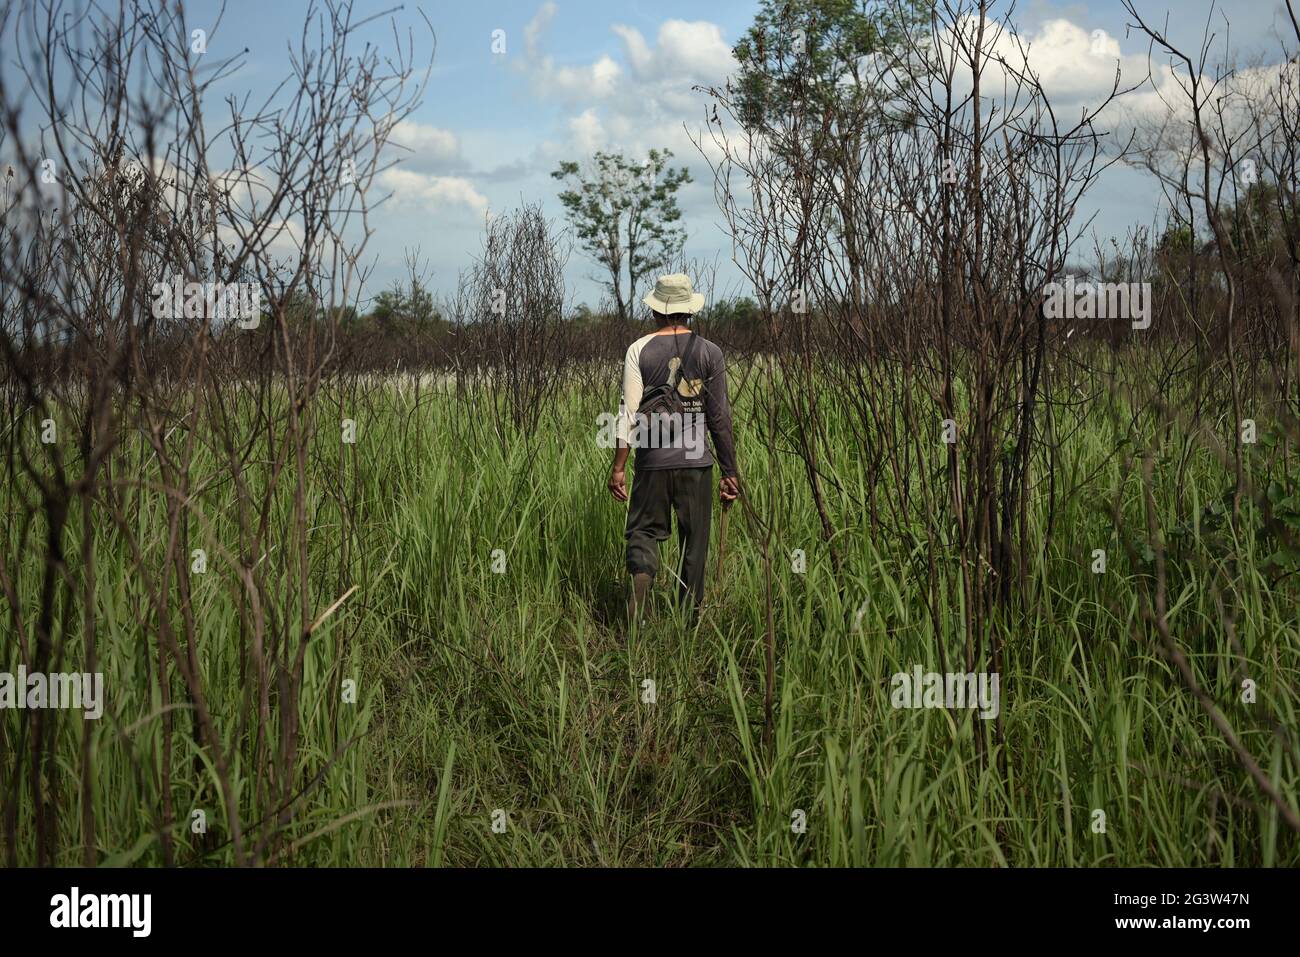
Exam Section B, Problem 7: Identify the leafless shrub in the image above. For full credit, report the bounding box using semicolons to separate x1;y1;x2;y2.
0;0;430;865
460;202;569;445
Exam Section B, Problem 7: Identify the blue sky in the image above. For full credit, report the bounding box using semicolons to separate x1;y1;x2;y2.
7;0;1297;309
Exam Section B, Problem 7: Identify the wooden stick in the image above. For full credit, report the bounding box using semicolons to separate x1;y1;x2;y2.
715;502;730;582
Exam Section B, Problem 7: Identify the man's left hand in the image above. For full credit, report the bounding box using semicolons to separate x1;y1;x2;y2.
609;467;628;502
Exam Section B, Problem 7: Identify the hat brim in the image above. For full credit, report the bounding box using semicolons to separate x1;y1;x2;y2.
642;291;705;315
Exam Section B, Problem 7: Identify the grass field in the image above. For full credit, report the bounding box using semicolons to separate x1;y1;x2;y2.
3;356;1298;866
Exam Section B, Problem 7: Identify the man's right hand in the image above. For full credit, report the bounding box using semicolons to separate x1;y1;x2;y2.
720;475;740;506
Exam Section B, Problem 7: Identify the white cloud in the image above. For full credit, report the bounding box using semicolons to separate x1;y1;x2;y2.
520;6;735;112
610;24;652;76
568;109;605;154
521;7;738;165
512;5;744;250
524;2;558;59
522;3;622;100
262;217;306;259
378;167;488;213
604;20;734;85
648;20;734;81
531;52;622;100
210;164;281;218
945;14;1297;169
944;16;1186;120
387;120;464;171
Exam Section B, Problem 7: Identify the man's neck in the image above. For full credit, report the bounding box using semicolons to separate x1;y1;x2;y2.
655;324;690;335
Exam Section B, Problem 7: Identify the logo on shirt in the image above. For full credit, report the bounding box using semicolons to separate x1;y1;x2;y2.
669;357;704;399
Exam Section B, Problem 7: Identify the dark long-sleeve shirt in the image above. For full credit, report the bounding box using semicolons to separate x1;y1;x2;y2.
616;330;738;478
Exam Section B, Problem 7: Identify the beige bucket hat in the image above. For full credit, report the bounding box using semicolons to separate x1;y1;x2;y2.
642;273;705;315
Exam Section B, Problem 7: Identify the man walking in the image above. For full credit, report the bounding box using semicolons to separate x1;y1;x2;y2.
607;274;740;627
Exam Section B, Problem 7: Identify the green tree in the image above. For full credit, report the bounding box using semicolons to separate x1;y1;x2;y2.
551;149;691;321
732;0;930;144
732;1;931;297
1156;223;1195;255
1226;180;1284;264
367;278;442;332
325;304;361;328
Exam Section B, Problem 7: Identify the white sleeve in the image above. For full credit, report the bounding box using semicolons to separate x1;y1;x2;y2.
616;338;645;445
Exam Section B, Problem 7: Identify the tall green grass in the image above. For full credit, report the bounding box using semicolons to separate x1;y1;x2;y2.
3;365;1297;866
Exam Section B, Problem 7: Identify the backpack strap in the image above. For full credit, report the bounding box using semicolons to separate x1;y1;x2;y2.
670;332;701;388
